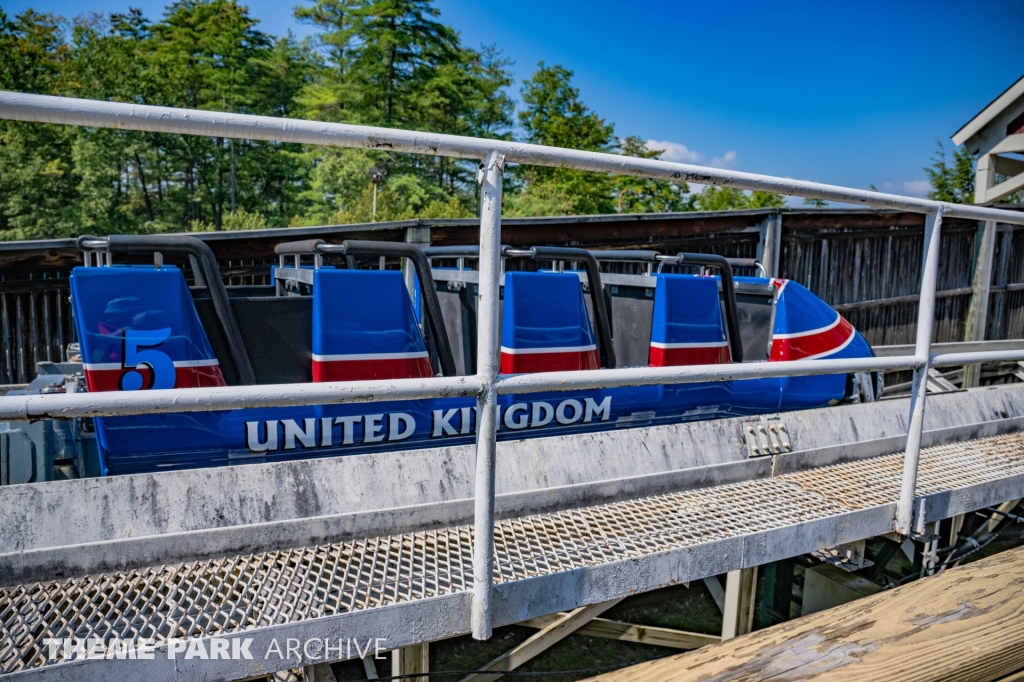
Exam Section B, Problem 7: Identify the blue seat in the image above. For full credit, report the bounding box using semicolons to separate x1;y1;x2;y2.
70;265;229;475
649;275;730;366
312;269;433;381
71;266;226;391
500;272;600;373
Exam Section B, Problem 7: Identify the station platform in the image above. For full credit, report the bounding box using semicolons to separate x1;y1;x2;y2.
3;430;1024;680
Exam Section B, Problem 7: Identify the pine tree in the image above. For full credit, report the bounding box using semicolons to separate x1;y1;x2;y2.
508;62;615;216
925;139;974;204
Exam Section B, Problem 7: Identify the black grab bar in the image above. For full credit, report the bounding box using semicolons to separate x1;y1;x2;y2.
77;234;257;386
274;239;457;378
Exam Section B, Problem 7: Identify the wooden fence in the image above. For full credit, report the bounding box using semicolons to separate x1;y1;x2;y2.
1;208;1021;385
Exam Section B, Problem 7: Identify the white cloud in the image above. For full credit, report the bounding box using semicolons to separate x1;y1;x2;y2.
902;180;931;196
645;139;701;163
643;139;740;185
710;151;738;169
874;180;931;197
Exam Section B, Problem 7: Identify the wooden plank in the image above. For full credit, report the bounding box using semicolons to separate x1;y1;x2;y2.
392;643;428;682
702;576;726;612
519;613;720;650
831;286;974;312
460;599;622;682
721;567;757;641
586;544;1024;682
964;220;997;388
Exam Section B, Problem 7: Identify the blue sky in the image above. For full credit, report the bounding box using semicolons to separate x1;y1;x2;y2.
7;0;1024;202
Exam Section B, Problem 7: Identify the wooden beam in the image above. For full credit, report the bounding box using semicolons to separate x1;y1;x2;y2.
963;220;997;388
362;655;380;680
702;576;726;613
926;368;959;393
519;613;720;650
993;154;1024;177
300;663;337;682
989;133;1024;155
588;544;1024;682
721;567;757;641
392;643;428;682
986;169;1024;205
985;499;1021;534
459;599;622;682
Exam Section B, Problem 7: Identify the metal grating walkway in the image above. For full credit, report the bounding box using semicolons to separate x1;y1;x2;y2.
4;432;1024;674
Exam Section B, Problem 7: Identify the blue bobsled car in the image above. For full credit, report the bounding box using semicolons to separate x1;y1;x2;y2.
61;235;876;477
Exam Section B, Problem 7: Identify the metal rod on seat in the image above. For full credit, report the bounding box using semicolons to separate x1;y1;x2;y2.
676;253;744;363
78;234;257;386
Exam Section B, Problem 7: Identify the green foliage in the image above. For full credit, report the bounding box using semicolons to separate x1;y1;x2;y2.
612;137;691;214
0;2;316;239
925;139;974;204
0;9;79;239
692;186;785;211
507;62;614;216
0;0;808;239
190;207;268;231
293;0;512;222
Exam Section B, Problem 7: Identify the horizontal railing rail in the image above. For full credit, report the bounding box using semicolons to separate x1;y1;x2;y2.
3;92;1024;226
3;90;1024;641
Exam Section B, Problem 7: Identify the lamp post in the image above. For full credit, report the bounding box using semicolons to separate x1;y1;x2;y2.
369;167;383;222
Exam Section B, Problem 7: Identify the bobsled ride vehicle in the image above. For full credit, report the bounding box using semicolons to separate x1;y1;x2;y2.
0;234;880;482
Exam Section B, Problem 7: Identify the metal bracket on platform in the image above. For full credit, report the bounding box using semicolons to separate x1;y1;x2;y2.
812;540;875;572
744;419;792;457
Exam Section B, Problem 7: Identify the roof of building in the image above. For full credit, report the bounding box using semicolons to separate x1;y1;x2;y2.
952;75;1024;147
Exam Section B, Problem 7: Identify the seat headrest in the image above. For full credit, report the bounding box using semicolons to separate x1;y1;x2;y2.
649;274;731;366
312;269;433;381
70;266;226;391
500;271;599;373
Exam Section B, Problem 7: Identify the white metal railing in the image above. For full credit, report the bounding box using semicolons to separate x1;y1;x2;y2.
2;91;1024;639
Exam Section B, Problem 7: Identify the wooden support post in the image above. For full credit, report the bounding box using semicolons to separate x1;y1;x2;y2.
519;613;720;650
363;655;380;680
459;599;623;682
755;213;782;278
702;576;726;613
975;153;995;204
721;567;757;641
392;643;429;682
963;220;997;388
991;228;1014;342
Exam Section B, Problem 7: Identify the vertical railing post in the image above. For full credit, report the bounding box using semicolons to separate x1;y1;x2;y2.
472;150;504;640
895;209;944;536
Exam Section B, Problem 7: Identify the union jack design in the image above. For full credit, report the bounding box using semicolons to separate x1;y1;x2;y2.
770;279;856;361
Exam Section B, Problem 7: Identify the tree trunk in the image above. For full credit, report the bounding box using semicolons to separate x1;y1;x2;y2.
134;150;155;223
